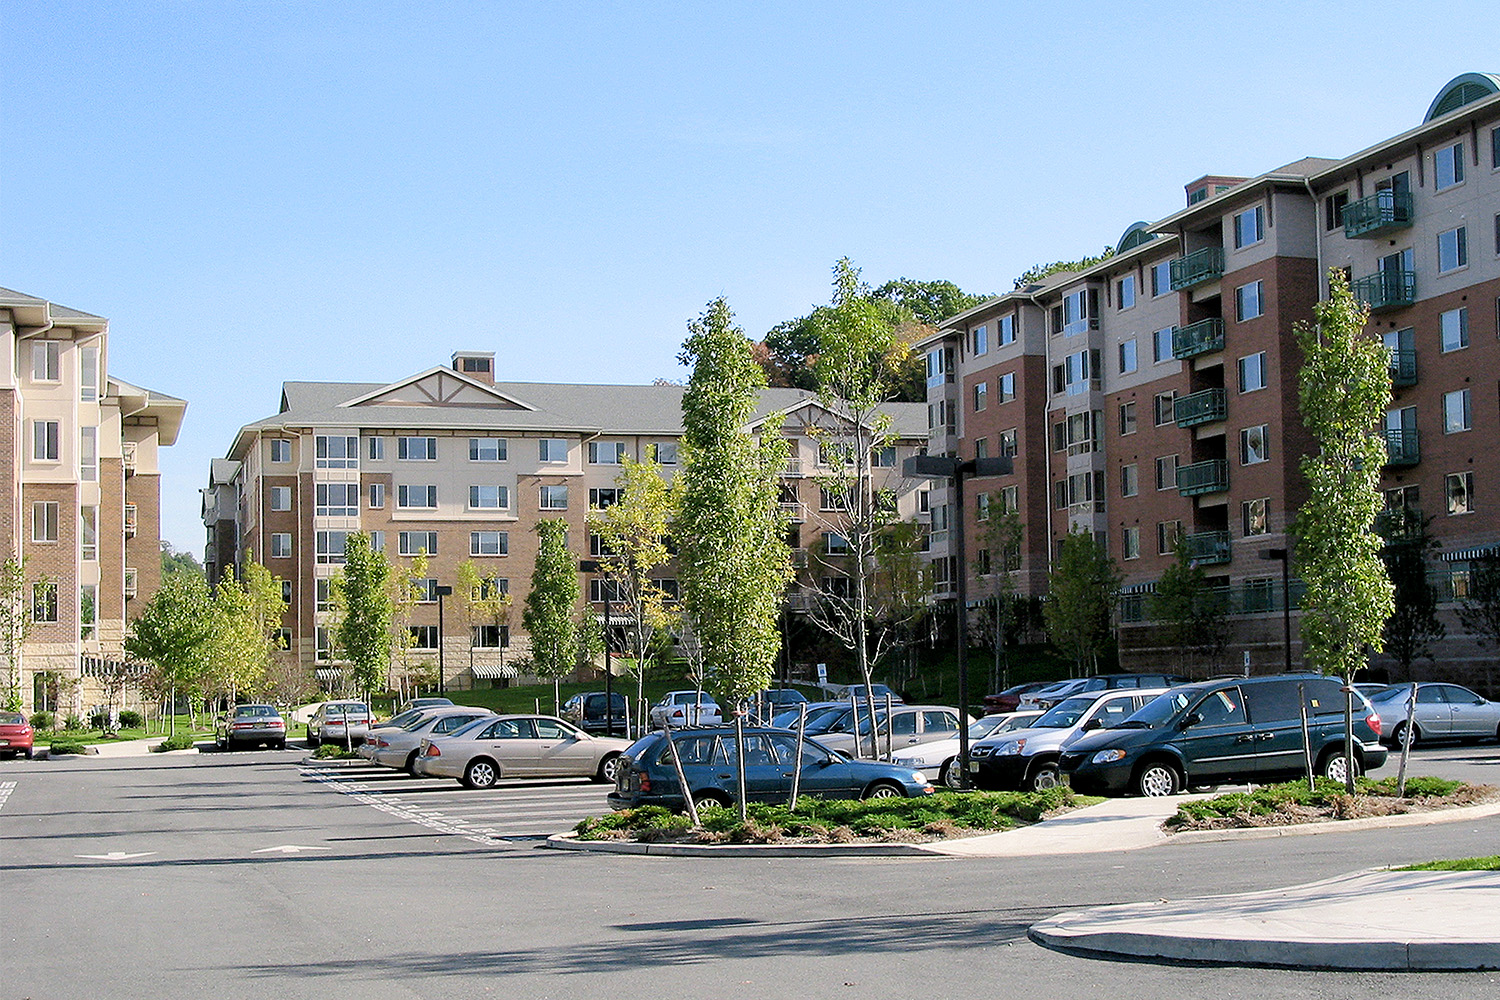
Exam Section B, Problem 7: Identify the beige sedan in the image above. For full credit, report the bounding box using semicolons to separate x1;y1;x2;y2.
412;714;633;788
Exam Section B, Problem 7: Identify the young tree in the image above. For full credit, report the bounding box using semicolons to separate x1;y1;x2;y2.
976;498;1024;692
523;518;579;713
871;518;932;695
209;569;267;706
1458;556;1500;697
1378;507;1445;678
387;548;429;701
0;557;35;711
1044;528;1122;677
676;296;792;711
125;572;214;734
1291;270;1394;792
336;533;393;701
458;560;513;681
1146;546;1229;676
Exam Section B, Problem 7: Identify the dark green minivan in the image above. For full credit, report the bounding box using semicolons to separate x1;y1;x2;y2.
1059;674;1387;796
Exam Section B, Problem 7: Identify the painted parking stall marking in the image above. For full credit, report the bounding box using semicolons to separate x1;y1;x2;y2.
0;780;14;813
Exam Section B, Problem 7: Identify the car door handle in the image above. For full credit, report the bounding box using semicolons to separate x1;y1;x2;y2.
1235;734;1255;743
1259;732;1275;741
538;744;554;749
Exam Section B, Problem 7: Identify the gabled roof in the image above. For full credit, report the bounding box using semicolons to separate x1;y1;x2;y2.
338;366;537;410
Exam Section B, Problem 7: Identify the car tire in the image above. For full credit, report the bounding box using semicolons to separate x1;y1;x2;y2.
404;750;421;775
692;790;730;812
1029;762;1061;792
595;753;623;784
23;747;33;759
464;759;499;789
274;739;286;750
1320;749;1360;783
940;758;963;790
861;781;906;800
1134;761;1181;797
1394;722;1420;748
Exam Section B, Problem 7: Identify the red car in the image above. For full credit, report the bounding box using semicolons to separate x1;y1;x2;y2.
0;711;35;759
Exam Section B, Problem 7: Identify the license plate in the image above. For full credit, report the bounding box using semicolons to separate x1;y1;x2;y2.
0;739;9;746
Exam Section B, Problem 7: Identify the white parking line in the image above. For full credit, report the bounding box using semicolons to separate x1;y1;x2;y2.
0;780;15;813
302;767;508;846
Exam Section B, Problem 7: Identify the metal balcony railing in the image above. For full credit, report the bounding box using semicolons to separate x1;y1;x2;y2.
1172;318;1225;360
1342;190;1414;239
1181;530;1231;566
1389;348;1417;388
1383;428;1420;466
1174;388;1227;428
124;504;137;537
1352;270;1417;313
1169;247;1226;291
1176;459;1229;497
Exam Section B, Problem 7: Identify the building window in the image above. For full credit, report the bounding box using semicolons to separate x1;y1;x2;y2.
471;531;508;556
315;531;349;564
998;314;1015;345
1235;280;1263;322
1153;327;1174;363
1054;288;1099;335
315;435;358;469
472;625;509;649
281;580;293;604
1118;401;1137;436
1117;275;1136;310
32;420;59;462
31;341;60;381
1435;141;1464;190
1120;463;1138;498
368;436;385;460
397;485;438;509
589;441;626;464
973;381;987;411
926;347;952;386
997;372;1015;402
1324;190;1350;231
399;531;438;556
315;626;331;662
33;582;58;623
998;428;1017;457
1437;226;1468;274
80;506;98;561
32;502;59;543
1157;521;1181;555
398;437;437;461
1387;484;1420;510
1151;260;1172;297
1233;206;1265;248
1446;472;1474;515
316;482;359;517
539;438;568;463
75;585;91;638
369;531;385;552
539;485;568;510
80;345;99;402
823;532;850;554
470;437;507;462
369;483;385;509
1243;498;1269;536
1441;307;1469;352
870;445;896;468
410;578;439;603
410;626;438;649
1123;527;1140;560
271;533;292;558
271;486;292;511
589;487;622;508
79;427;97;482
1052;348;1099;395
649;442;678;465
1155;455;1179;491
974;438;990;461
1153;392;1175;426
820;486;850;511
1240;424;1270;465
971;324;988;356
271;439;292;463
1238;352;1268;393
1118;338;1138;374
470;485;510;509
316;578;332;612
1494;126;1500;169
1444;389;1472;433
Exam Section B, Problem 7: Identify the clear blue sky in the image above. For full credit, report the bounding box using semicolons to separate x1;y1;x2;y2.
5;1;1498;553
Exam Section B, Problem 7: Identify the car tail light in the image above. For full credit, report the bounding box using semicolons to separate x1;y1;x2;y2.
373;737;388;748
233;722;256;730
671;709;684;719
639;773;651;793
425;744;441;756
1367;712;1381;739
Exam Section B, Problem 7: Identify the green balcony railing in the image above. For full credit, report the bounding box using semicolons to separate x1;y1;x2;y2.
1120;579;1306;623
1342;190;1414;239
1352;270;1417;313
1182;530;1231;566
1389;348;1417;387
1175;388;1227;428
1176;459;1229;497
1172;317;1225;360
1383;428;1420;466
1169;247;1226;291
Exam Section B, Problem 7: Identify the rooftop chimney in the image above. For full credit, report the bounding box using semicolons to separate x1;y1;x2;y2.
452;351;495;385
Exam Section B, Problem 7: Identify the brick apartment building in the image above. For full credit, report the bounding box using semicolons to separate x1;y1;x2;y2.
207;352;929;688
919;72;1500;687
2;287;184;714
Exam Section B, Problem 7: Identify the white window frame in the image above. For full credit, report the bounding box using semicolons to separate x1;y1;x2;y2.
1437;226;1468;274
1117;274;1135;310
270;486;293;511
1118;338;1138;374
1240;424;1270;466
539;484;569;510
470;530;508;556
1444;389;1472;434
79;427;97;482
1233;205;1264;249
1441;307;1469;352
79;345;99;402
469;485;510;510
369;483;385;509
1237;352;1268;393
315;435;358;469
1435;142;1465;191
470;437;507;462
271;439;292;463
33;420;60;463
271;533;292;558
398;531;438;557
368;436;385;461
1235;280;1263;322
32;341;60;382
398;436;438;461
397;484;438;509
32;501;59;543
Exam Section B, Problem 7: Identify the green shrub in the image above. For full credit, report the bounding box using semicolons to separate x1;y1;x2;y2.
63;714;84;731
118;710;144;729
156;733;198;752
29;711;54;730
313;744;358;759
48;738;90;755
1166;775;1470;827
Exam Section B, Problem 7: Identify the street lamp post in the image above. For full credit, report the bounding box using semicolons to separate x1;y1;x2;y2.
578;560;615;736
903;454;1013;790
1261;548;1292;673
434;584;454;694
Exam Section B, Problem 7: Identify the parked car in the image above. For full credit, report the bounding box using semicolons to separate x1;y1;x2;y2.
829;683;903;704
748;688;809;722
561;691;629;735
1060;674;1389;796
1022;673;1192;710
968;689;1168;791
811;705;973;758
607;726;933;811
983;681;1052;715
892;710;1045;788
413;715;632;788
0;711;35;759
215;704;287;751
398;697;453;714
1353;683;1394;701
770;702;854;733
1367;682;1500;746
648;691;722;727
1019;679;1086;710
306;701;373;748
364;708;496;773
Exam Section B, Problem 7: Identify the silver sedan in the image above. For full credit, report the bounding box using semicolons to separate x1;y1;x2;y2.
412;715;633;788
365;708;495;773
1368;682;1500;746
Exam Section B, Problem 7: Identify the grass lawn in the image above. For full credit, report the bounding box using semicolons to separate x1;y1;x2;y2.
1400;856;1500;871
37;716;216;746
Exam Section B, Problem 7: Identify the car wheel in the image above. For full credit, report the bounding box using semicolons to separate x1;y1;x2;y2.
274;739;286;750
1395;721;1420;747
308;730;319;749
404;750;421;775
1029;763;1061;792
23;747;33;759
941;758;963;790
595;753;623;784
464;759;499;789
1134;761;1181;797
862;781;906;800
692;790;730;812
1321;749;1359;784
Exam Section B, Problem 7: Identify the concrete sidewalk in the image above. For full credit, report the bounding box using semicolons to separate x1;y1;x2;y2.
922;793;1196;857
1029;868;1500;971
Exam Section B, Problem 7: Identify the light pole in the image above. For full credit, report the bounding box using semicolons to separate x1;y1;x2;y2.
903;454;1013;790
1261;548;1292;673
579;559;615;736
434;584;453;694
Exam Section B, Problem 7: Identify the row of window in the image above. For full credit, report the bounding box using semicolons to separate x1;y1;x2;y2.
28;421;99;478
291;436;679;468
30;503;100;559
315;624;511;658
971;372;1016;411
28;342;101;401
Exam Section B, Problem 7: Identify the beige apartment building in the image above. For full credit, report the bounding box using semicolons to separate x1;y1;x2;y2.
208;352;929;688
1;287;184;714
920;72;1500;688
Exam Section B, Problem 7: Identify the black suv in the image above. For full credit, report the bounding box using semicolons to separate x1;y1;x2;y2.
1059;674;1387;796
560;691;628;736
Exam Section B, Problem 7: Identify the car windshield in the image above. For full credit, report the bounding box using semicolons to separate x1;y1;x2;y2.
804;708;853;734
385;709;424;729
0;711;24;725
1034;696;1096;729
445;716;497;738
1118;690;1198;728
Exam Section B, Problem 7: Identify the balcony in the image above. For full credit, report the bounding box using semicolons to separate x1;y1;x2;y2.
1181;530;1231;566
1169;247;1225;291
1175;388;1227;428
1352;270;1417;313
1176;459;1229;497
1389;349;1417;388
124;567;138;599
779;501;806;523
124;504;137;537
781;459;804;477
1383;428;1420;466
1172;318;1225;360
122;441;138;475
1342;190;1414;239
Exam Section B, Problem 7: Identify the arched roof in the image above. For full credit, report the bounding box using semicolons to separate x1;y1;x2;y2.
1425;73;1500;122
1116;222;1158;254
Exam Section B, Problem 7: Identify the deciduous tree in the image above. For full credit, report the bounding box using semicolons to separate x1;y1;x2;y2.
523;518;579;713
126;571;214;734
1044;529;1121;677
1378;507;1444;678
336;533;393;700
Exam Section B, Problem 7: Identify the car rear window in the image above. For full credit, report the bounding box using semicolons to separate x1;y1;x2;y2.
0;711;24;725
236;706;277;718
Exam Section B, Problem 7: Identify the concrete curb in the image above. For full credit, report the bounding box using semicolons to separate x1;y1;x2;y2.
1165;797;1500;845
545;832;935;857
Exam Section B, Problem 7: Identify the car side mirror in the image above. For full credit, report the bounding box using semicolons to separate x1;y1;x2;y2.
1081;719;1101;732
1180;712;1203;730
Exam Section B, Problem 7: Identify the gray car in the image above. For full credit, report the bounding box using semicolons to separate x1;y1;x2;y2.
812;705;972;758
365;708;495;773
216;704;288;750
968;688;1168;791
413;714;633;788
306;701;372;748
1368;682;1500;746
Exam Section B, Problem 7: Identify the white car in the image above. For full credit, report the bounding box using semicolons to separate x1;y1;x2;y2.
812;705;974;759
364;708;495;773
892;710;1045;788
649;691;722;727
